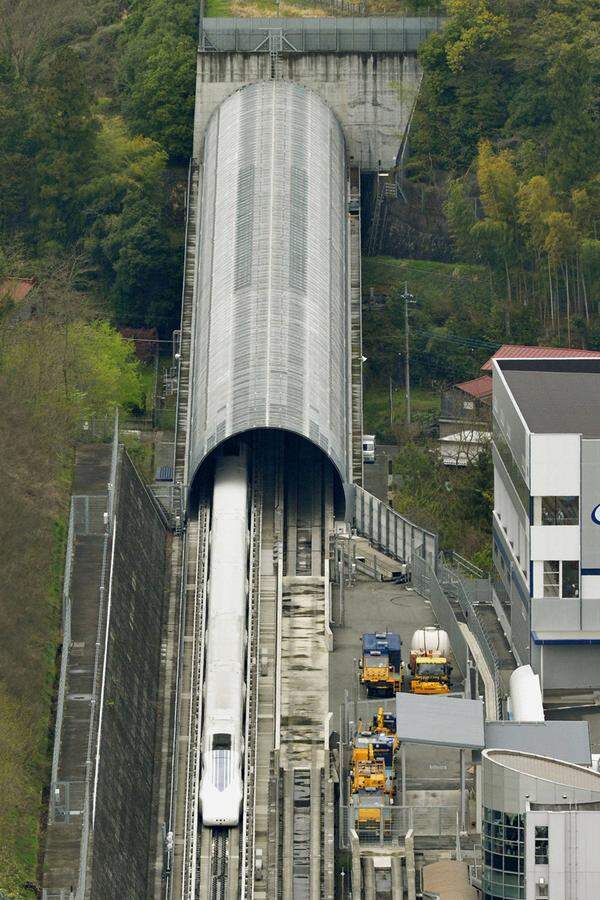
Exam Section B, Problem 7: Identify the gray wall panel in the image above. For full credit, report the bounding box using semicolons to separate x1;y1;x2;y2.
581;439;600;570
190;81;349;485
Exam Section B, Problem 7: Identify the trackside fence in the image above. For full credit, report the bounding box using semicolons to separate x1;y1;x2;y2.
353;485;438;570
44;412;120;900
411;553;468;680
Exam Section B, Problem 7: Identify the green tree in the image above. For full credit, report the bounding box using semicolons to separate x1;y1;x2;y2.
444;179;478;260
119;0;197;157
29;49;98;245
547;43;598;191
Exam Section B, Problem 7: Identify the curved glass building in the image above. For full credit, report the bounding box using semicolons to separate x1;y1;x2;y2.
482;749;600;900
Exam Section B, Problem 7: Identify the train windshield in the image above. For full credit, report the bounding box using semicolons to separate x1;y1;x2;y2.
212;733;232;749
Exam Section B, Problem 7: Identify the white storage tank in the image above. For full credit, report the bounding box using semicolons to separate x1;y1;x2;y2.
411;627;450;657
509;665;544;722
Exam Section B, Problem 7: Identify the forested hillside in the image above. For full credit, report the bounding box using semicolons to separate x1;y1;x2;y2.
0;1;198;894
363;0;598;568
409;0;599;352
0;0;597;892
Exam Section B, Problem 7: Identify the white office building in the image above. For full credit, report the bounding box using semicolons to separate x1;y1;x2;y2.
491;357;600;694
482;749;600;900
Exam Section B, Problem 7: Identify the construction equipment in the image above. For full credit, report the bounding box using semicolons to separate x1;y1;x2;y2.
409;654;452;694
349;708;399;840
359;632;402;697
408;628;452;695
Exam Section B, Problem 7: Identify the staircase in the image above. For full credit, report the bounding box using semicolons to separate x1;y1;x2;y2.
173;160;200;519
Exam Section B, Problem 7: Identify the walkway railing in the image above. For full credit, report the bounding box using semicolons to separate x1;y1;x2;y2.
353;485;438;570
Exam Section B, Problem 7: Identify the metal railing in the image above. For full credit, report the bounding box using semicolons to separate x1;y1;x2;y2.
339;804;459;848
354;485;438;570
411;553;469;680
50;503;75;793
439;562;502;715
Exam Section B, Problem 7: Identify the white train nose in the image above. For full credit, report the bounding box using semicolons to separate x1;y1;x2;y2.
200;766;243;827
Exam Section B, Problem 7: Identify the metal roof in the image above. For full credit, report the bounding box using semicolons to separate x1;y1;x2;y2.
484;721;591;766
496;358;600;436
484;749;600;792
189;81;349;484
454;374;493;399
482;343;600;370
395;694;485;749
200;16;443;54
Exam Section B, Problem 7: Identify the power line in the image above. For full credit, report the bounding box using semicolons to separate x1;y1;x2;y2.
413;329;500;351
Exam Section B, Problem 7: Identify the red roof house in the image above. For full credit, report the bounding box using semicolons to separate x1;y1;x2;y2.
454;375;493;401
482;344;600;370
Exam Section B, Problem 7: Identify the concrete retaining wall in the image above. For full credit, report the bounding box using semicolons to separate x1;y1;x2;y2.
90;452;168;899
193;52;422;171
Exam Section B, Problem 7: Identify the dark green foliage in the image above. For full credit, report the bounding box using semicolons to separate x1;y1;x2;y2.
393;441;493;564
119;0;197;158
411;0;599;191
30;49;99;245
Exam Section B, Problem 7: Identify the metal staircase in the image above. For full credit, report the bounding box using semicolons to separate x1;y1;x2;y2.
173;159;200;525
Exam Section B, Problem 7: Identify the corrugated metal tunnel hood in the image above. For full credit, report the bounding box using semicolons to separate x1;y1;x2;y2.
189;80;350;492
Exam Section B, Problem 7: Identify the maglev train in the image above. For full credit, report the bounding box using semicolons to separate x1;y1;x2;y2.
199;443;249;827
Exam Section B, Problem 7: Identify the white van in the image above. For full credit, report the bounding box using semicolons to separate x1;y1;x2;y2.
362;434;375;464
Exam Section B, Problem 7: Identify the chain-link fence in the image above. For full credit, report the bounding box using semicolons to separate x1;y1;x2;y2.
46;412;119;899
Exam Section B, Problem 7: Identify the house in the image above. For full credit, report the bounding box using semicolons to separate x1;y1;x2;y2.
0;277;37;320
439;375;492;438
439;429;490;467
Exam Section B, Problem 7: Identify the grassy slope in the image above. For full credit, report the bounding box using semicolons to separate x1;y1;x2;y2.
361;256;491;440
363;385;439;440
362;256;491;312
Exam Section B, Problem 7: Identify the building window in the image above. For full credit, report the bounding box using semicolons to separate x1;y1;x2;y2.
542;561;579;598
543;561;559;597
562;561;579;598
536;883;549;898
541;496;579;525
534;825;549;864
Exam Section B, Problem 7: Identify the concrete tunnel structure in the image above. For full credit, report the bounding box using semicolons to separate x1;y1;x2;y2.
188;80;353;509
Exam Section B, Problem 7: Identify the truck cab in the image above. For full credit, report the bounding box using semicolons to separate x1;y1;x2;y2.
362;434;375;464
410;655;452;694
359;632;402;697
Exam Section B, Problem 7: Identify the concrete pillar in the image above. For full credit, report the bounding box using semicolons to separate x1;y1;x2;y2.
282;768;294;900
310;763;321;900
391;855;404;900
460;748;466;833
363;857;376;900
401;743;407;810
405;829;416;900
324;772;335;900
350;829;362;899
475;763;483;836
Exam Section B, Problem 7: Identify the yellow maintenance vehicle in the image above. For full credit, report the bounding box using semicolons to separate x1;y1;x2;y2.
350;707;399;840
408;628;453;694
409;653;452;694
359;632;403;697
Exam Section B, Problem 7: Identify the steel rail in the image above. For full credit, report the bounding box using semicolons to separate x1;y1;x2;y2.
181;499;211;899
240;457;264;898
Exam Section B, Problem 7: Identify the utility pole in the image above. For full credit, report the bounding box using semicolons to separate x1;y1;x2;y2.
401;282;416;426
